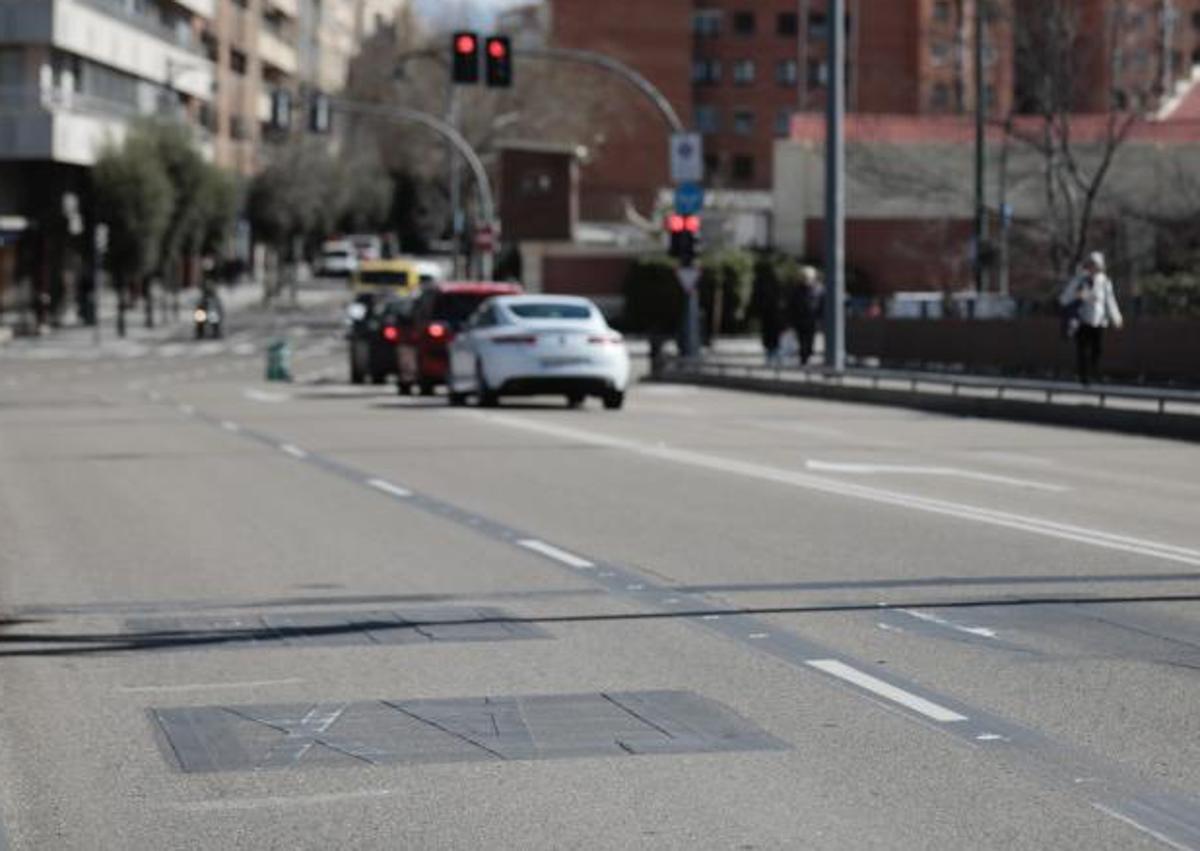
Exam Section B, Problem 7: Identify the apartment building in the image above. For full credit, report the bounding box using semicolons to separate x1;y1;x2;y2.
0;0;219;320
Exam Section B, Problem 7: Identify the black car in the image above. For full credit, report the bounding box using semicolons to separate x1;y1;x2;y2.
347;294;412;385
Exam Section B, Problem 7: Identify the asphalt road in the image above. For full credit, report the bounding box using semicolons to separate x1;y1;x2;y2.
2;291;1200;849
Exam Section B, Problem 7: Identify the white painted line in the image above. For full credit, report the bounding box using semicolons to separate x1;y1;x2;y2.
1092;803;1194;851
806;659;968;723
280;444;307;459
366;478;412;499
748;633;770;640
221;421;240;433
474;413;1200;568
517;539;595;569
805;460;1068;493
173;789;395;812
243;388;290;403
899;609;998;639
119;678;304;694
975;733;1006;742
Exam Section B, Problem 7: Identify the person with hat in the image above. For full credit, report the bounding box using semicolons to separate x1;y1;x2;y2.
1059;251;1124;385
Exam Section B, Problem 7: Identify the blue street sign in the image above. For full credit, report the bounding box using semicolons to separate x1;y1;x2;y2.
674;182;705;216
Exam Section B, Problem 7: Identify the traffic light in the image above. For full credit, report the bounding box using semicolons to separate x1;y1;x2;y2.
452;31;480;84
667;213;701;265
485;36;513;88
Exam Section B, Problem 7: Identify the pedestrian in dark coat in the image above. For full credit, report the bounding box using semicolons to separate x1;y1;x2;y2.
752;258;784;366
788;265;824;366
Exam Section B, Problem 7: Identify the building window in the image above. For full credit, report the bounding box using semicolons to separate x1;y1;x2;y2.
733;11;755;35
732;59;756;85
695;105;719;134
933;0;952;24
230;49;247;75
931;40;952;66
693;10;721;37
704;153;720;182
777;12;798;36
807;58;827;89
692;58;721;85
732;155;755;182
775;109;792;138
808;12;827;41
931;81;951;111
776;59;798;86
732;109;754;135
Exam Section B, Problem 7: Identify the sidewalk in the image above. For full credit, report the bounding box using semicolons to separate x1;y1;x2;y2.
654;354;1200;443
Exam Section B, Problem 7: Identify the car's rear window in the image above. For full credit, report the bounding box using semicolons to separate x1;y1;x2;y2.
432;293;493;323
508;303;592;320
359;270;409;286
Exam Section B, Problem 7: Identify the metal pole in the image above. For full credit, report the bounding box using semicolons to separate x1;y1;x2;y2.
824;0;845;372
446;84;463;278
974;0;987;292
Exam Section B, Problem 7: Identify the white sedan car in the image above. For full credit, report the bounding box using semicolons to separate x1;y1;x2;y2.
447;295;630;409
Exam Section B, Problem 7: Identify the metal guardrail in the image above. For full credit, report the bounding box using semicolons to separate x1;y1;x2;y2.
659;357;1200;417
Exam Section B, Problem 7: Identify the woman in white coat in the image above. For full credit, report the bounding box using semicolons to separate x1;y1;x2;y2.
1059;251;1124;385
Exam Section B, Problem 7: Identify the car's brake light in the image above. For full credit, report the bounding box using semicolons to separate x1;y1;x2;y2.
588;333;622;345
383;326;399;342
427;322;447;339
493;334;537;345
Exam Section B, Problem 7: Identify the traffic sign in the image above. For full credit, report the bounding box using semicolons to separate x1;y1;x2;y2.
670;133;703;184
674;182;705;216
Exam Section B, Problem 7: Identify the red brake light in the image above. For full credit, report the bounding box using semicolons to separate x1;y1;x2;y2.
427;322;447;339
383;326;399;342
588;333;623;345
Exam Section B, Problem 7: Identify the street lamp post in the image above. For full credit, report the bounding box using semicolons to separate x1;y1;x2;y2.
824;0;846;372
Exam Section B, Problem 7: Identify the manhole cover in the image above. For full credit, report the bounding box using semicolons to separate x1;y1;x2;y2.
151;690;787;773
124;607;546;651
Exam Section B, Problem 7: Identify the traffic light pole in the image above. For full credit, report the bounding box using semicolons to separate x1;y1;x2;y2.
330;97;497;280
973;0;987;293
824;0;846;372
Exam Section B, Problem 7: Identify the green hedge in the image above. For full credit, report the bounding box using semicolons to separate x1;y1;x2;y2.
621;256;686;335
699;249;754;335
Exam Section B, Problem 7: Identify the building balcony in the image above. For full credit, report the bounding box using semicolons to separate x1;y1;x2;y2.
259;28;298;77
0;85;212;166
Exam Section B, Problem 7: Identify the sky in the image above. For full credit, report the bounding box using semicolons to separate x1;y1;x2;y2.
411;0;527;28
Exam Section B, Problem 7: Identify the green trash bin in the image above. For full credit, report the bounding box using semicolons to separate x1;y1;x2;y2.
266;338;292;382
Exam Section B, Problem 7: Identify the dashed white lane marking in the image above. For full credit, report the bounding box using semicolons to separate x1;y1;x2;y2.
471;413;1200;568
221;421;240;433
899;609;998;639
243;388;290;403
280;443;307;459
119;678;304;693
805;659;968;723
976;733;1006;742
517;539;595;569
366;478;412;499
804;460;1069;493
1092;803;1195;851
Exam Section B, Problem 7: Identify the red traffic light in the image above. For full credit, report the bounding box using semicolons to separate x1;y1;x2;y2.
666;214;685;233
455;34;477;54
488;39;508;59
684;215;701;233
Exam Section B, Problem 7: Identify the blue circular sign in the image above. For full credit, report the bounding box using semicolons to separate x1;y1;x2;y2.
674;182;705;216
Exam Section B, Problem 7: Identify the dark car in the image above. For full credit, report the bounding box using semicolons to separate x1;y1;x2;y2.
396;282;523;396
347;294;413;385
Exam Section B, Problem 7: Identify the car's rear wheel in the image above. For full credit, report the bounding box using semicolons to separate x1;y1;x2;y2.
371;372;386;385
396;381;412;396
602;390;625;410
419;381;435;397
